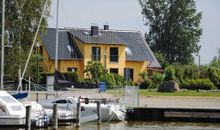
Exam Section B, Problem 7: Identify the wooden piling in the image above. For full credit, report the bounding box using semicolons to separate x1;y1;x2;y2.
53;104;58;130
25;105;31;130
46;93;48;100
36;92;39;102
97;101;101;124
76;101;81;127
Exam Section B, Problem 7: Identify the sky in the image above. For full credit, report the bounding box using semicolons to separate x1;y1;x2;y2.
48;0;220;65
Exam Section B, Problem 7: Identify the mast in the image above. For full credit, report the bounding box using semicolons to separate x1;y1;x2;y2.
1;0;5;90
55;0;59;70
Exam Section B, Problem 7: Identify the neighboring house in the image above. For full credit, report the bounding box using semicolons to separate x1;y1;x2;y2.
39;25;161;82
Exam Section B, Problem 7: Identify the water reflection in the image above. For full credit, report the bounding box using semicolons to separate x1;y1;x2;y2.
46;121;220;130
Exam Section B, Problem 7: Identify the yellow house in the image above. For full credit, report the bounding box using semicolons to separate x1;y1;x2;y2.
39;25;161;82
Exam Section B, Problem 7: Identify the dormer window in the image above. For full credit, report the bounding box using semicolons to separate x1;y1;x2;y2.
125;47;133;55
67;45;72;52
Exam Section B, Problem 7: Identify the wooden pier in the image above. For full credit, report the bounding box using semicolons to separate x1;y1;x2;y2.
126;107;220;123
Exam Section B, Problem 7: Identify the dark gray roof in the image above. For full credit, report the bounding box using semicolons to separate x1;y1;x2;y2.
69;29;126;45
40;28;161;68
40;28;83;60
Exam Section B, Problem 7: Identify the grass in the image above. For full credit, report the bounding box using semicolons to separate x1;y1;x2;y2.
107;89;220;97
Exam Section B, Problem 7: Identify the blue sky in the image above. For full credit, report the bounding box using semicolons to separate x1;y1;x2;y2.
48;0;220;65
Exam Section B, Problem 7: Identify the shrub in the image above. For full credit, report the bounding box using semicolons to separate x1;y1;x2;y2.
174;65;184;83
138;72;152;89
139;78;152;89
150;72;163;89
181;79;216;90
113;73;125;87
64;72;79;82
183;65;200;79
164;66;175;81
208;67;220;89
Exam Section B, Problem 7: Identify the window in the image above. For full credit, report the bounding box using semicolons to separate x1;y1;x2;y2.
110;47;118;62
110;68;118;74
124;68;134;81
67;68;77;72
33;46;43;55
92;47;100;61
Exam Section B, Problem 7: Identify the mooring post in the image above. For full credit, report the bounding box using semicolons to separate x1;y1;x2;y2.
25;105;31;130
46;93;48;100
76;101;81;127
53;104;58;130
97;101;101;124
36;91;39;102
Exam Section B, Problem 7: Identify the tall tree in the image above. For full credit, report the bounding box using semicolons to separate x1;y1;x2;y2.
0;0;51;82
139;0;202;64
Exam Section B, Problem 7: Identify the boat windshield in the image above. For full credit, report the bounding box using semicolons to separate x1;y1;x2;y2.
52;99;72;104
0;96;17;103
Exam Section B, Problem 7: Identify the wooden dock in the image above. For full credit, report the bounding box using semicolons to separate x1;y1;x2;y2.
126;107;220;123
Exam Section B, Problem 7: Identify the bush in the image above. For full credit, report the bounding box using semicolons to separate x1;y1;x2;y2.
208;67;220;89
100;73;126;88
64;72;79;82
181;79;216;90
164;66;175;81
150;72;163;89
174;65;184;83
138;72;152;89
183;65;200;79
113;73;125;87
139;78;152;89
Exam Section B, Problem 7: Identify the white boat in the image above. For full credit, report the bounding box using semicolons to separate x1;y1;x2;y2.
39;97;125;122
0;91;26;125
22;101;49;128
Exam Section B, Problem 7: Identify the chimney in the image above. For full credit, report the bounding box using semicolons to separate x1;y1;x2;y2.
104;25;109;30
91;26;99;36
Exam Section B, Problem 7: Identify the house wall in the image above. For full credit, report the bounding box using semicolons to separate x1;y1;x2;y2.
58;60;84;79
74;38;127;76
126;60;149;82
80;44;126;76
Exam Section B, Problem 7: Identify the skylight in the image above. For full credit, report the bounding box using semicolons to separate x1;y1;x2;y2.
125;47;133;55
67;45;72;52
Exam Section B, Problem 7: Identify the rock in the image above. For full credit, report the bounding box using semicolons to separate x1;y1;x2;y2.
158;81;180;92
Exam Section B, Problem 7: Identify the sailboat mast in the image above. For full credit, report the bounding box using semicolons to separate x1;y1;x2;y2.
55;0;59;70
1;0;5;90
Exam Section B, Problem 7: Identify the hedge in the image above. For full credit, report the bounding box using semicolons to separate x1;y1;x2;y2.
181;79;216;90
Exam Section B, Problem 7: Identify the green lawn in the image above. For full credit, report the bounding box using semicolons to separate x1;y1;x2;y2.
107;89;220;97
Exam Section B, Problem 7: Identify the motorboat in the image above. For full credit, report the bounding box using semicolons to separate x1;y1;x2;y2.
22;101;49;128
39;97;97;124
0;91;26;125
39;96;125;122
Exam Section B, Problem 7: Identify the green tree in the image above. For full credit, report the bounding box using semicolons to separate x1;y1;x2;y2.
139;0;202;64
210;56;220;69
84;61;104;85
0;0;51;83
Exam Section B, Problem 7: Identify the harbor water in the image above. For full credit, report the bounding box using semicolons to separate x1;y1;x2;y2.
44;121;220;130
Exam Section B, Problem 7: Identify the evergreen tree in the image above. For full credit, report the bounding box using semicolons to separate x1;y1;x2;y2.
139;0;202;64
